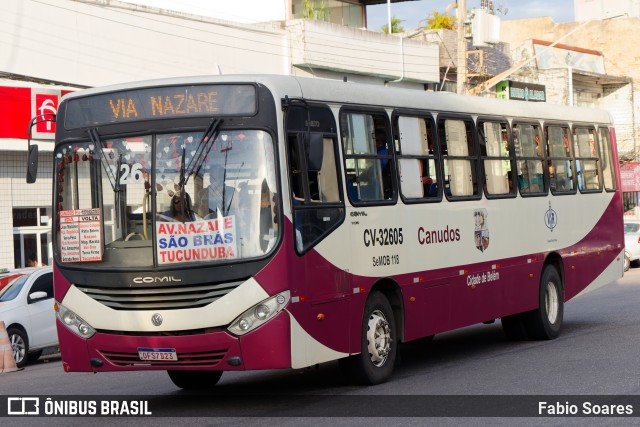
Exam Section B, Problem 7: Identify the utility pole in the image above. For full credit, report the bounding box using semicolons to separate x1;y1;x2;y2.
456;0;467;95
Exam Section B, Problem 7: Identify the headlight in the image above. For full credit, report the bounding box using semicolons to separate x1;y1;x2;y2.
56;303;96;339
228;291;289;336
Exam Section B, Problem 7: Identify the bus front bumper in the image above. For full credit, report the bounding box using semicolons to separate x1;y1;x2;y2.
56;311;292;373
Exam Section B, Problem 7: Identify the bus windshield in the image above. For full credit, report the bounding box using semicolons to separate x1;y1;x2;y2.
54;129;278;268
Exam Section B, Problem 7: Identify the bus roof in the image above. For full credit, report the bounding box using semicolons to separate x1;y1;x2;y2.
62;74;613;125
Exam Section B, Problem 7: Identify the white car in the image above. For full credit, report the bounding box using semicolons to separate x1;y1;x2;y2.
0;266;57;368
624;220;640;272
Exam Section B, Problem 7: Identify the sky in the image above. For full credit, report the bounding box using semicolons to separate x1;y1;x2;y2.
368;1;575;32
118;1;576;31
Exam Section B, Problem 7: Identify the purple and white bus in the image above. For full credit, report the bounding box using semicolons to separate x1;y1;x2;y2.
27;75;623;387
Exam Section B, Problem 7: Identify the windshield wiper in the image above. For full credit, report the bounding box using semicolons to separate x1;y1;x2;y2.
88;127;120;192
179;118;223;189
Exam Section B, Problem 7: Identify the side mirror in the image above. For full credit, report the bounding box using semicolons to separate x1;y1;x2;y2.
26;144;39;184
28;291;48;302
26;114;56;183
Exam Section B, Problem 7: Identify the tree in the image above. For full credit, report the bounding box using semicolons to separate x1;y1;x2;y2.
302;0;328;21
382;16;405;34
423;9;456;30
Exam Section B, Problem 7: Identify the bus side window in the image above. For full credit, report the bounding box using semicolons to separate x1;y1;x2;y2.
340;112;393;204
438;118;479;199
573;127;602;192
513;123;545;195
396;115;439;200
546;125;575;194
479;120;515;197
598;127;616;191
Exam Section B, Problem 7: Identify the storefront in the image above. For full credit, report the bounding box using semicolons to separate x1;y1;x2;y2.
0;82;74;269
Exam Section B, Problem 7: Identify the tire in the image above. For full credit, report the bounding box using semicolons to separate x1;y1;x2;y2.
624;252;631;272
523;265;564;340
167;370;223;389
7;328;28;369
339;292;397;385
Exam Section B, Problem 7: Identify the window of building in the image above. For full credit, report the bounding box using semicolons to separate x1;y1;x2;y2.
291;0;364;28
13;207;51;268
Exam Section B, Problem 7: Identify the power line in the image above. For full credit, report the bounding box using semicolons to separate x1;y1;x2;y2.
21;0;438;75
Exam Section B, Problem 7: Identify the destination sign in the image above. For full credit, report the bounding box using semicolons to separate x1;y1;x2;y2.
64;84;256;129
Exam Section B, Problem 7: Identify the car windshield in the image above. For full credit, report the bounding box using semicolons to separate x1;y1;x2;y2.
624;223;640;233
0;275;28;301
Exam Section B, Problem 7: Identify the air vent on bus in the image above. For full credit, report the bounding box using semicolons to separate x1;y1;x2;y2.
76;281;243;311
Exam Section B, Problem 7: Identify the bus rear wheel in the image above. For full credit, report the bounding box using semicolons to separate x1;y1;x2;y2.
523;265;564;340
167;370;223;389
339;291;397;385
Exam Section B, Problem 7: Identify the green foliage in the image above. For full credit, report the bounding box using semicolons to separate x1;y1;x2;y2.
381;16;405;34
424;9;455;30
302;0;328;21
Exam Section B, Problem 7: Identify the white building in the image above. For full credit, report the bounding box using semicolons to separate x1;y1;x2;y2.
574;0;640;21
0;0;438;269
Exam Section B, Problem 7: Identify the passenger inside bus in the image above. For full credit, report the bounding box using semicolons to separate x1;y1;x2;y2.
164;191;196;222
375;128;393;199
419;159;437;197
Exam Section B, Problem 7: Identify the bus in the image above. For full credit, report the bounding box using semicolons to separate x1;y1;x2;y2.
27;75;624;388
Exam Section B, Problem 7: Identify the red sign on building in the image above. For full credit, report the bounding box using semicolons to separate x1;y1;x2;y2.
620;162;640;192
0;85;71;141
34;93;58;134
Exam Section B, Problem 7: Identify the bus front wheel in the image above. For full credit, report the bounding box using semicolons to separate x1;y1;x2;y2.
339;291;397;385
167;370;223;389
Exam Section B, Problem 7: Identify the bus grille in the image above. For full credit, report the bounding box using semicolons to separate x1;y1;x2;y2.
77;281;243;311
100;349;227;367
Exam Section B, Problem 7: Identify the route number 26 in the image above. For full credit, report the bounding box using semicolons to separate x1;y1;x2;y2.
109;163;144;185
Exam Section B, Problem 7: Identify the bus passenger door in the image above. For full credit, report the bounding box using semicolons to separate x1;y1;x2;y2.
284;104;347;302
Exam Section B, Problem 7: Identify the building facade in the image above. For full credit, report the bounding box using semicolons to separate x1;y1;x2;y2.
2;0;638;268
0;0;438;269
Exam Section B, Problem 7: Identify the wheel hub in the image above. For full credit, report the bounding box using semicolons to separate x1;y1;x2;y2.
366;310;391;367
10;335;25;362
546;282;559;324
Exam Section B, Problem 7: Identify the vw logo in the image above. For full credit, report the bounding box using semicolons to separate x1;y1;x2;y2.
151;313;163;326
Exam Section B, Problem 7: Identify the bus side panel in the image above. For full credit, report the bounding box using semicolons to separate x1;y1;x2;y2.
57;319;92;372
255;222;354;355
240;310;291;370
403;282;451;341
564;194;623;300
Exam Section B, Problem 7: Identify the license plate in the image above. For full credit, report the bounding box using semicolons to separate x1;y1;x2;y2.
137;348;178;361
